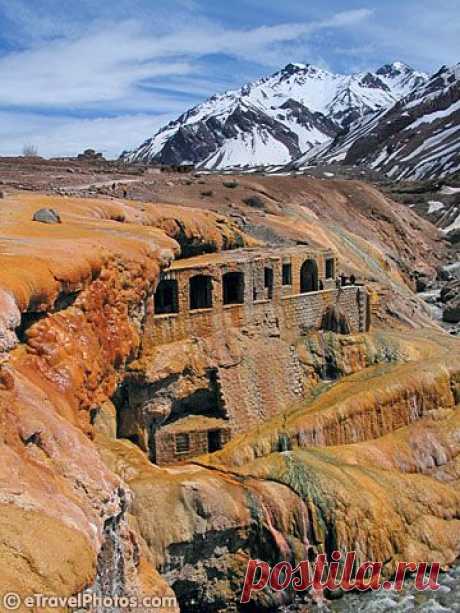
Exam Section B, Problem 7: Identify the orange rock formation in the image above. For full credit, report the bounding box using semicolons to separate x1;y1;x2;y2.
0;184;458;611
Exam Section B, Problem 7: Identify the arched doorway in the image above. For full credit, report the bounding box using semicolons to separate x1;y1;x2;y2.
300;259;319;293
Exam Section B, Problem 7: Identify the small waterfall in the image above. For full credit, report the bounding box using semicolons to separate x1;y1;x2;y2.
83;487;132;613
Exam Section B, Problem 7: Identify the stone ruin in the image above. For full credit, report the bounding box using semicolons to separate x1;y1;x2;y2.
123;246;371;465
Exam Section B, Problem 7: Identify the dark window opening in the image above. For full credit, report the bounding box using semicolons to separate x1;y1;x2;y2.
223;271;245;305
300;259;319;293
282;263;292;286
175;433;190;454
154;279;179;314
264;267;274;299
189;274;213;310
207;429;222;453
325;258;335;280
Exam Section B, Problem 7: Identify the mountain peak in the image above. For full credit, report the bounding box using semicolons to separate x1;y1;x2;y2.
121;60;432;170
282;62;309;73
376;61;416;77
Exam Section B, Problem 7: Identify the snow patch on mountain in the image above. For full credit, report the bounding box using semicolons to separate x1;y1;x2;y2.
122;61;428;170
290;63;459;180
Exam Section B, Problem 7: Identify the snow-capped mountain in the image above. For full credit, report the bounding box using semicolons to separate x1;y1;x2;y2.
293;63;460;180
121;61;427;170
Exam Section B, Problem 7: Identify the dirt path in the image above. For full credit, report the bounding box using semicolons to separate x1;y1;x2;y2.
61;178;141;191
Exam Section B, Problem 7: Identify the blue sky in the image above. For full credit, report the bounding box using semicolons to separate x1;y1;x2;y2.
0;0;458;158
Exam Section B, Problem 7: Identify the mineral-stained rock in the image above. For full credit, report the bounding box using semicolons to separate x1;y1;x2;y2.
97;327;460;611
0;184;459;611
32;207;62;224
0;192;252;607
320;304;351;334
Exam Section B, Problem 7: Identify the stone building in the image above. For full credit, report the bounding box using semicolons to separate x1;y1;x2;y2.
147;245;368;347
131;246;372;465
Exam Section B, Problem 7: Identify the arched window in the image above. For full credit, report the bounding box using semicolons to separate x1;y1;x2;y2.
189;274;213;310
300;259;319;293
223;271;245;305
154;279;179;314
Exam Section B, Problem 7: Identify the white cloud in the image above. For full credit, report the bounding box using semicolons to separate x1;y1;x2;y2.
0;0;454;163
0;10;374;108
0;111;175;158
0;5;378;157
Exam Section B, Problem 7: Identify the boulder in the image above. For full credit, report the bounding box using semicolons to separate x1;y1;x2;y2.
413;269;434;293
32;208;61;224
443;296;460;324
242;195;265;209
440;279;460;303
223;180;239;189
446;228;460;244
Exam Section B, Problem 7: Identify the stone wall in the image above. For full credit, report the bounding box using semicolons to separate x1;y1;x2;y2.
137;247;371;465
217;337;305;434
155;425;232;465
147;286;368;346
143;246;348;348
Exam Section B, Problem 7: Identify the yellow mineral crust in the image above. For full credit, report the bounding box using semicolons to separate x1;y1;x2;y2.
0;192;251;606
0;189;459;610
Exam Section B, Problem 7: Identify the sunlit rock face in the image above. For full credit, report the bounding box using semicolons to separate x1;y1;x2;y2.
0;184;459;612
100;330;460;610
0;192;249;606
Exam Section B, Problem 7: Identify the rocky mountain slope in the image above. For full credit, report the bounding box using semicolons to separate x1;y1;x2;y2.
122;62;426;170
1;171;459;610
293;63;460;180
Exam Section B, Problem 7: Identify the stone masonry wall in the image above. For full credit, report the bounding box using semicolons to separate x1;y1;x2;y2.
155;427;231;465
142;248;347;348
147;286;367;346
138;248;370;464
217;337;305;434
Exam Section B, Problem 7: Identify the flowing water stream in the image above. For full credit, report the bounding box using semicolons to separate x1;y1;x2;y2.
285;562;460;612
328;562;460;613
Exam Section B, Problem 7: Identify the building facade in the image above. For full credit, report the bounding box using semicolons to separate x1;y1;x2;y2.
145;246;369;348
132;247;371;465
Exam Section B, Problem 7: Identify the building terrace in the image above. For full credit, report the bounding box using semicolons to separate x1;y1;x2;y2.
146;245;369;347
138;245;371;465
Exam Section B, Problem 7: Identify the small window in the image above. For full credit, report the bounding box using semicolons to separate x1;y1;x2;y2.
154;279;179;314
325;258;335;280
223;271;245;305
282;263;292;286
175;433;190;454
189;274;213;310
264;267;274;299
207;430;222;453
